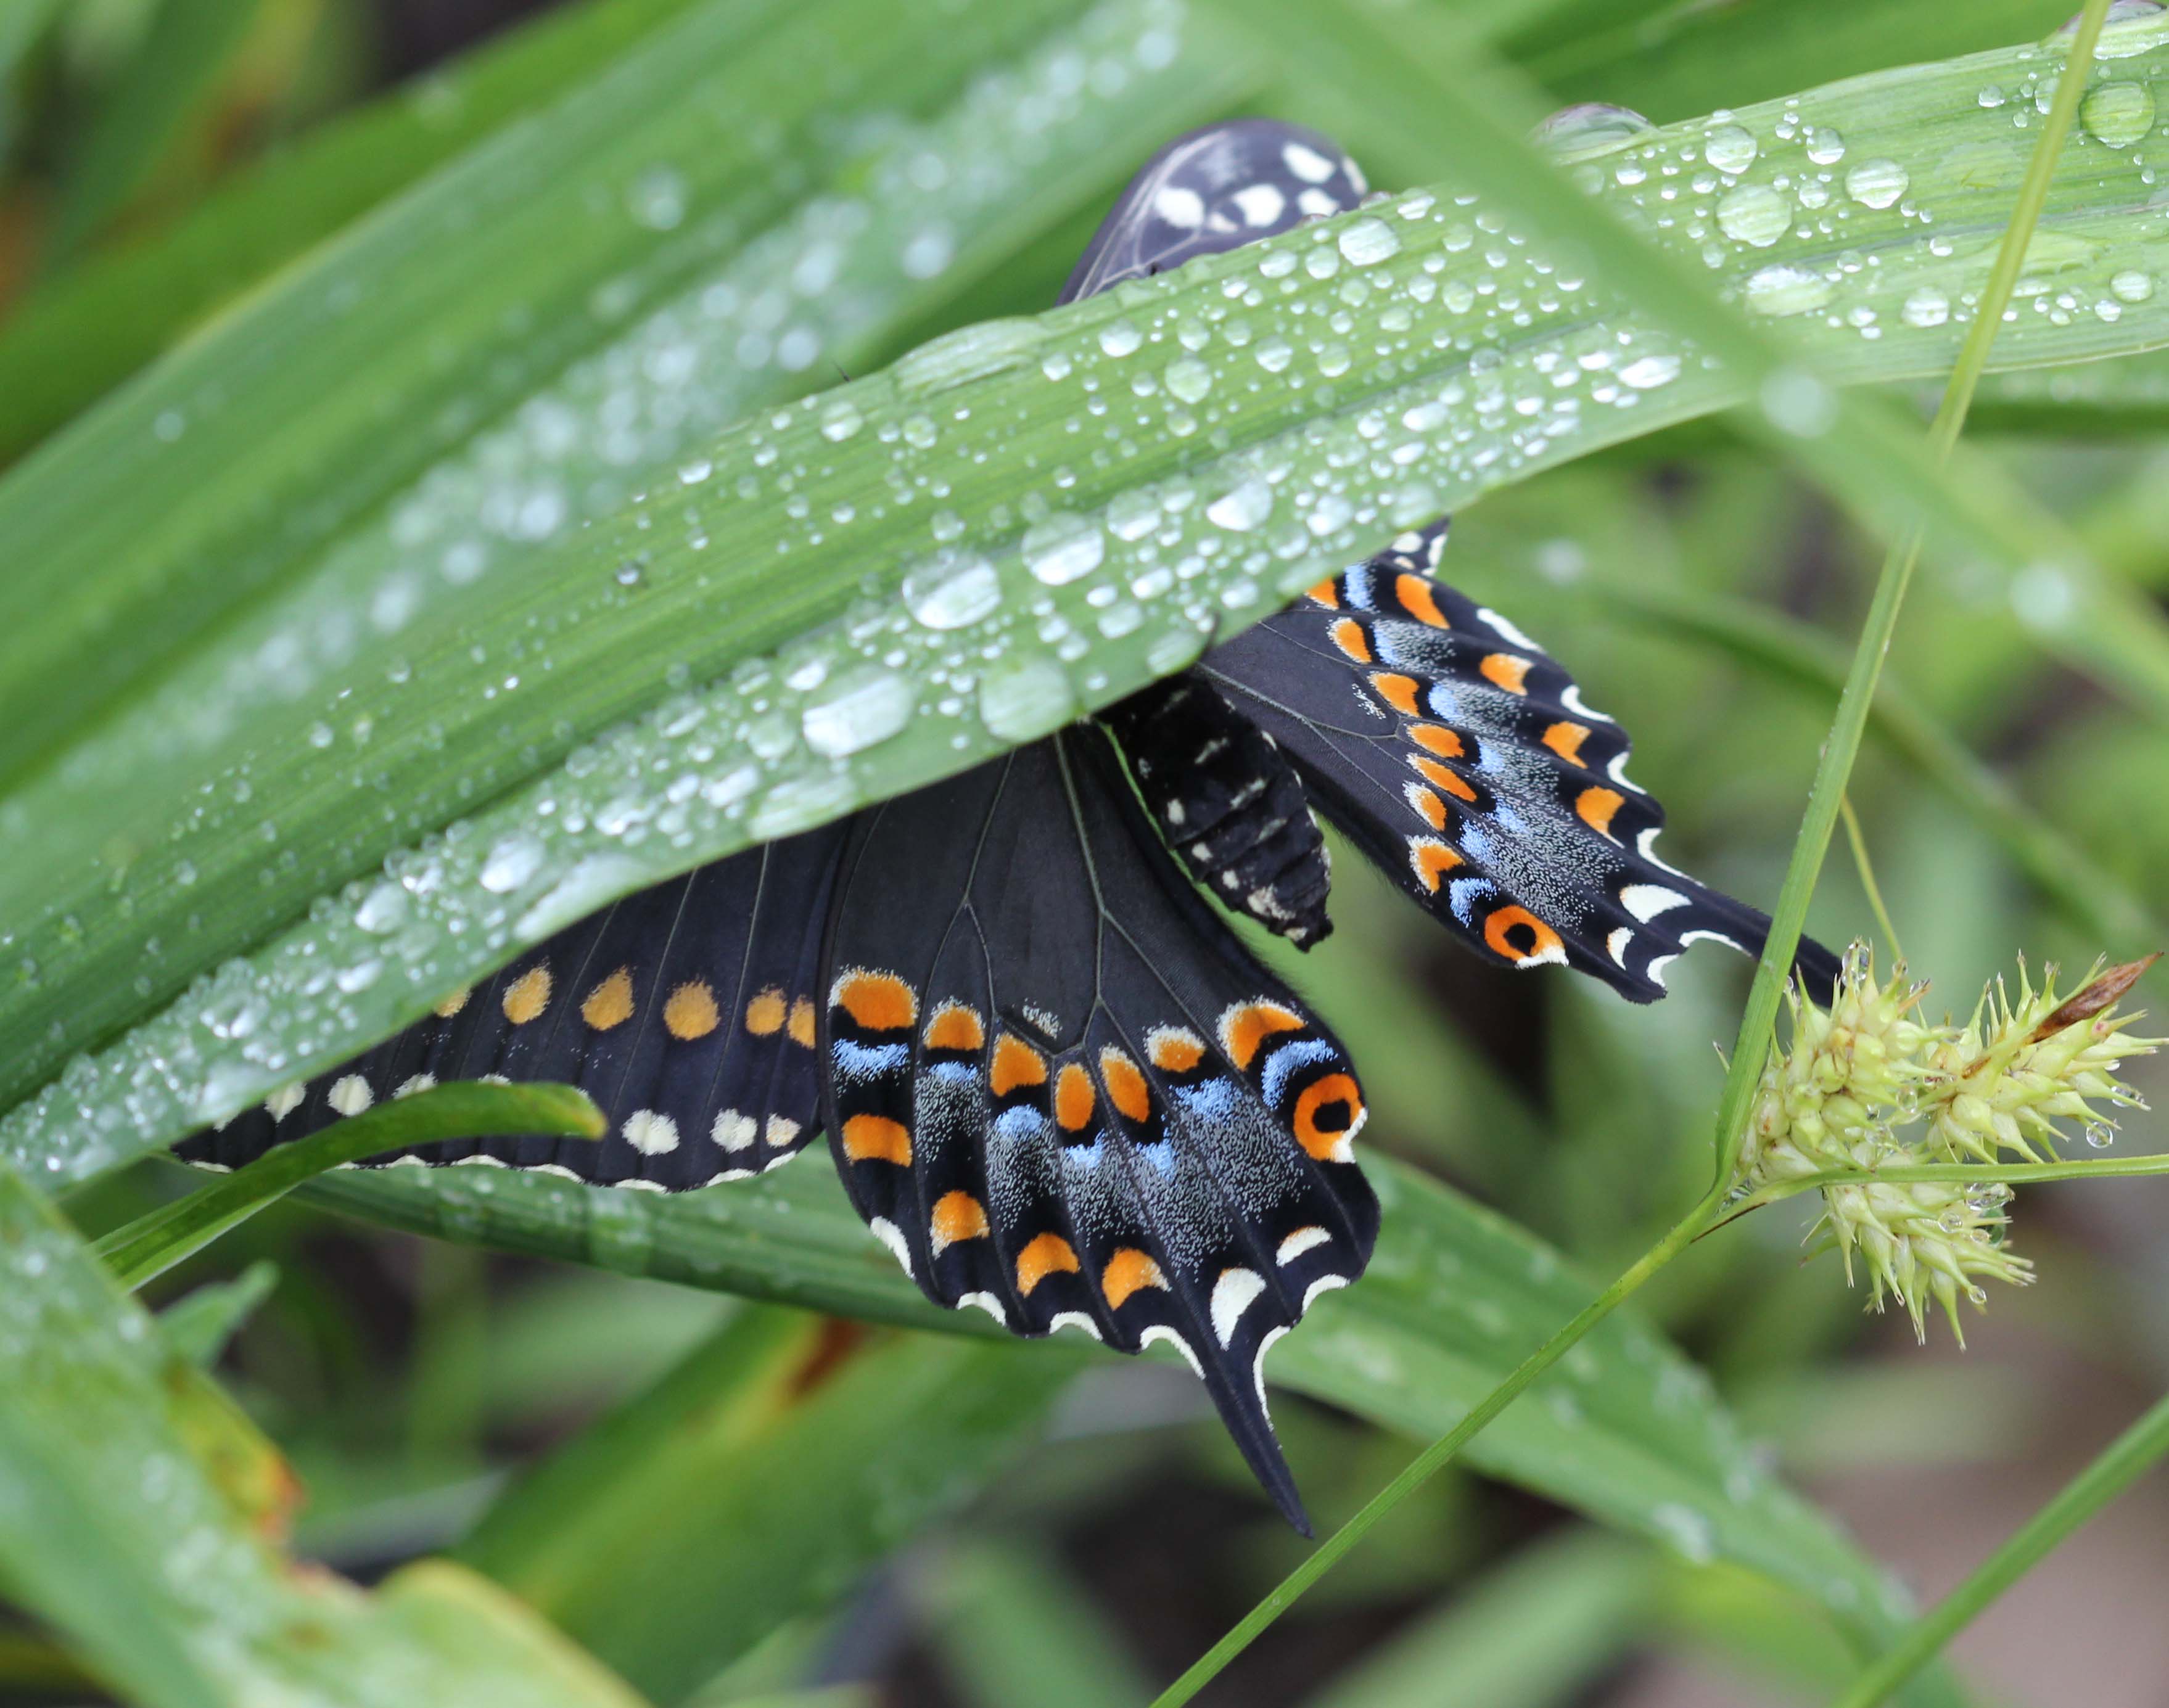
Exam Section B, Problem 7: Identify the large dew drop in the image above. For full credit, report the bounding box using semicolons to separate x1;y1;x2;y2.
1336;217;1402;266
978;656;1077;742
1843;158;1909;208
1745;263;1834;317
1021;514;1106;585
801;667;914;758
902;549;1003;629
1533;102;1655;163
2081;81;2156;147
1716;183;1791;247
1702;123;1758;174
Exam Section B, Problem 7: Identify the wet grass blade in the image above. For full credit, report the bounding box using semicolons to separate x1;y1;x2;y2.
17;20;2169;1182
461;1308;1081;1703
300;1150;1925;1658
0;1165;652;1708
96;1080;601;1290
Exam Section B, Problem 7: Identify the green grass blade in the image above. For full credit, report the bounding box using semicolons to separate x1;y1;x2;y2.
460;1308;1080;1703
40;0;263;263
155;1258;279;1366
1299;1530;1649;1708
0;1165;652;1708
96;1080;602;1289
1830;1385;2169;1707
18;19;2169;1182
920;1541;1156;1708
0;0;714;462
298;1150;1926;1656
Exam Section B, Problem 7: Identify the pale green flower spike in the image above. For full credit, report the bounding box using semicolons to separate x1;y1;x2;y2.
1739;947;2160;1344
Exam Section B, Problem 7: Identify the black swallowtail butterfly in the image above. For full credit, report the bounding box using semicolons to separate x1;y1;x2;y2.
179;121;1838;1533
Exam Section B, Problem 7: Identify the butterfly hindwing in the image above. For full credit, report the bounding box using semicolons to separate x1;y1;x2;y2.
1200;521;1840;1001
820;728;1376;1532
175;826;847;1186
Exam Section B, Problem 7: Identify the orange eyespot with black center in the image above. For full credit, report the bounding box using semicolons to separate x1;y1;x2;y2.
1394;573;1450;628
1294;1072;1364;1162
1479;652;1531;694
1409;723;1465;759
990;1033;1048;1096
1367;672;1422;716
1541;721;1591;766
1410;753;1478;803
1484;905;1565;967
1408;837;1465;893
924;1002;985;1053
1146;1025;1206;1073
1097;1048;1151;1122
1016;1232;1080;1295
1055;1062;1097;1131
832;969;918;1032
1219;1001;1306;1071
1576;786;1624;839
1329;618;1372;662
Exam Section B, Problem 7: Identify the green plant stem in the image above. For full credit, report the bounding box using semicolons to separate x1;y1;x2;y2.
1831;1385;2169;1708
1737;1152;2169;1210
1150;7;2113;1703
95;1082;601;1290
1840;795;1904;964
1705;0;2112;1190
1147;1185;1724;1708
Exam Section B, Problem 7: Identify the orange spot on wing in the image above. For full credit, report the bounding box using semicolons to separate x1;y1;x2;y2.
930;1191;989;1254
841;1114;912;1164
744;988;786;1035
1146;1027;1206;1073
1220;1001;1306;1071
1484;905;1565;966
1576;786;1624;839
1409;838;1465;893
1480;652;1531;694
991;1034;1048;1096
1016;1232;1080;1296
663;980;720;1040
1329;618;1372;663
502;964;553;1025
582;967;636;1032
1306;578;1341;608
787;998;817;1048
1055;1062;1097;1131
924;1003;986;1053
1368;672;1421;716
1101;1247;1168;1310
1407;785;1447;830
1541;721;1591;766
1395;573;1450;628
1098;1048;1151;1122
434;986;471;1019
1411;753;1477;802
1409;723;1465;759
833;970;918;1032
1294;1072;1364;1161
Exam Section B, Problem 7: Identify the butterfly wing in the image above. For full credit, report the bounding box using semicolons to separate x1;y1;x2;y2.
1058;118;1369;303
1200;521;1842;1001
820;727;1375;1532
176;825;847;1186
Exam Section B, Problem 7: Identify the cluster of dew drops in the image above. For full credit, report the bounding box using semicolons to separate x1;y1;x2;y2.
11;0;2169;1182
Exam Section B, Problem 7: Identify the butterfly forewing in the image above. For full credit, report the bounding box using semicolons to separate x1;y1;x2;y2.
176;827;846;1186
820;728;1375;1531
